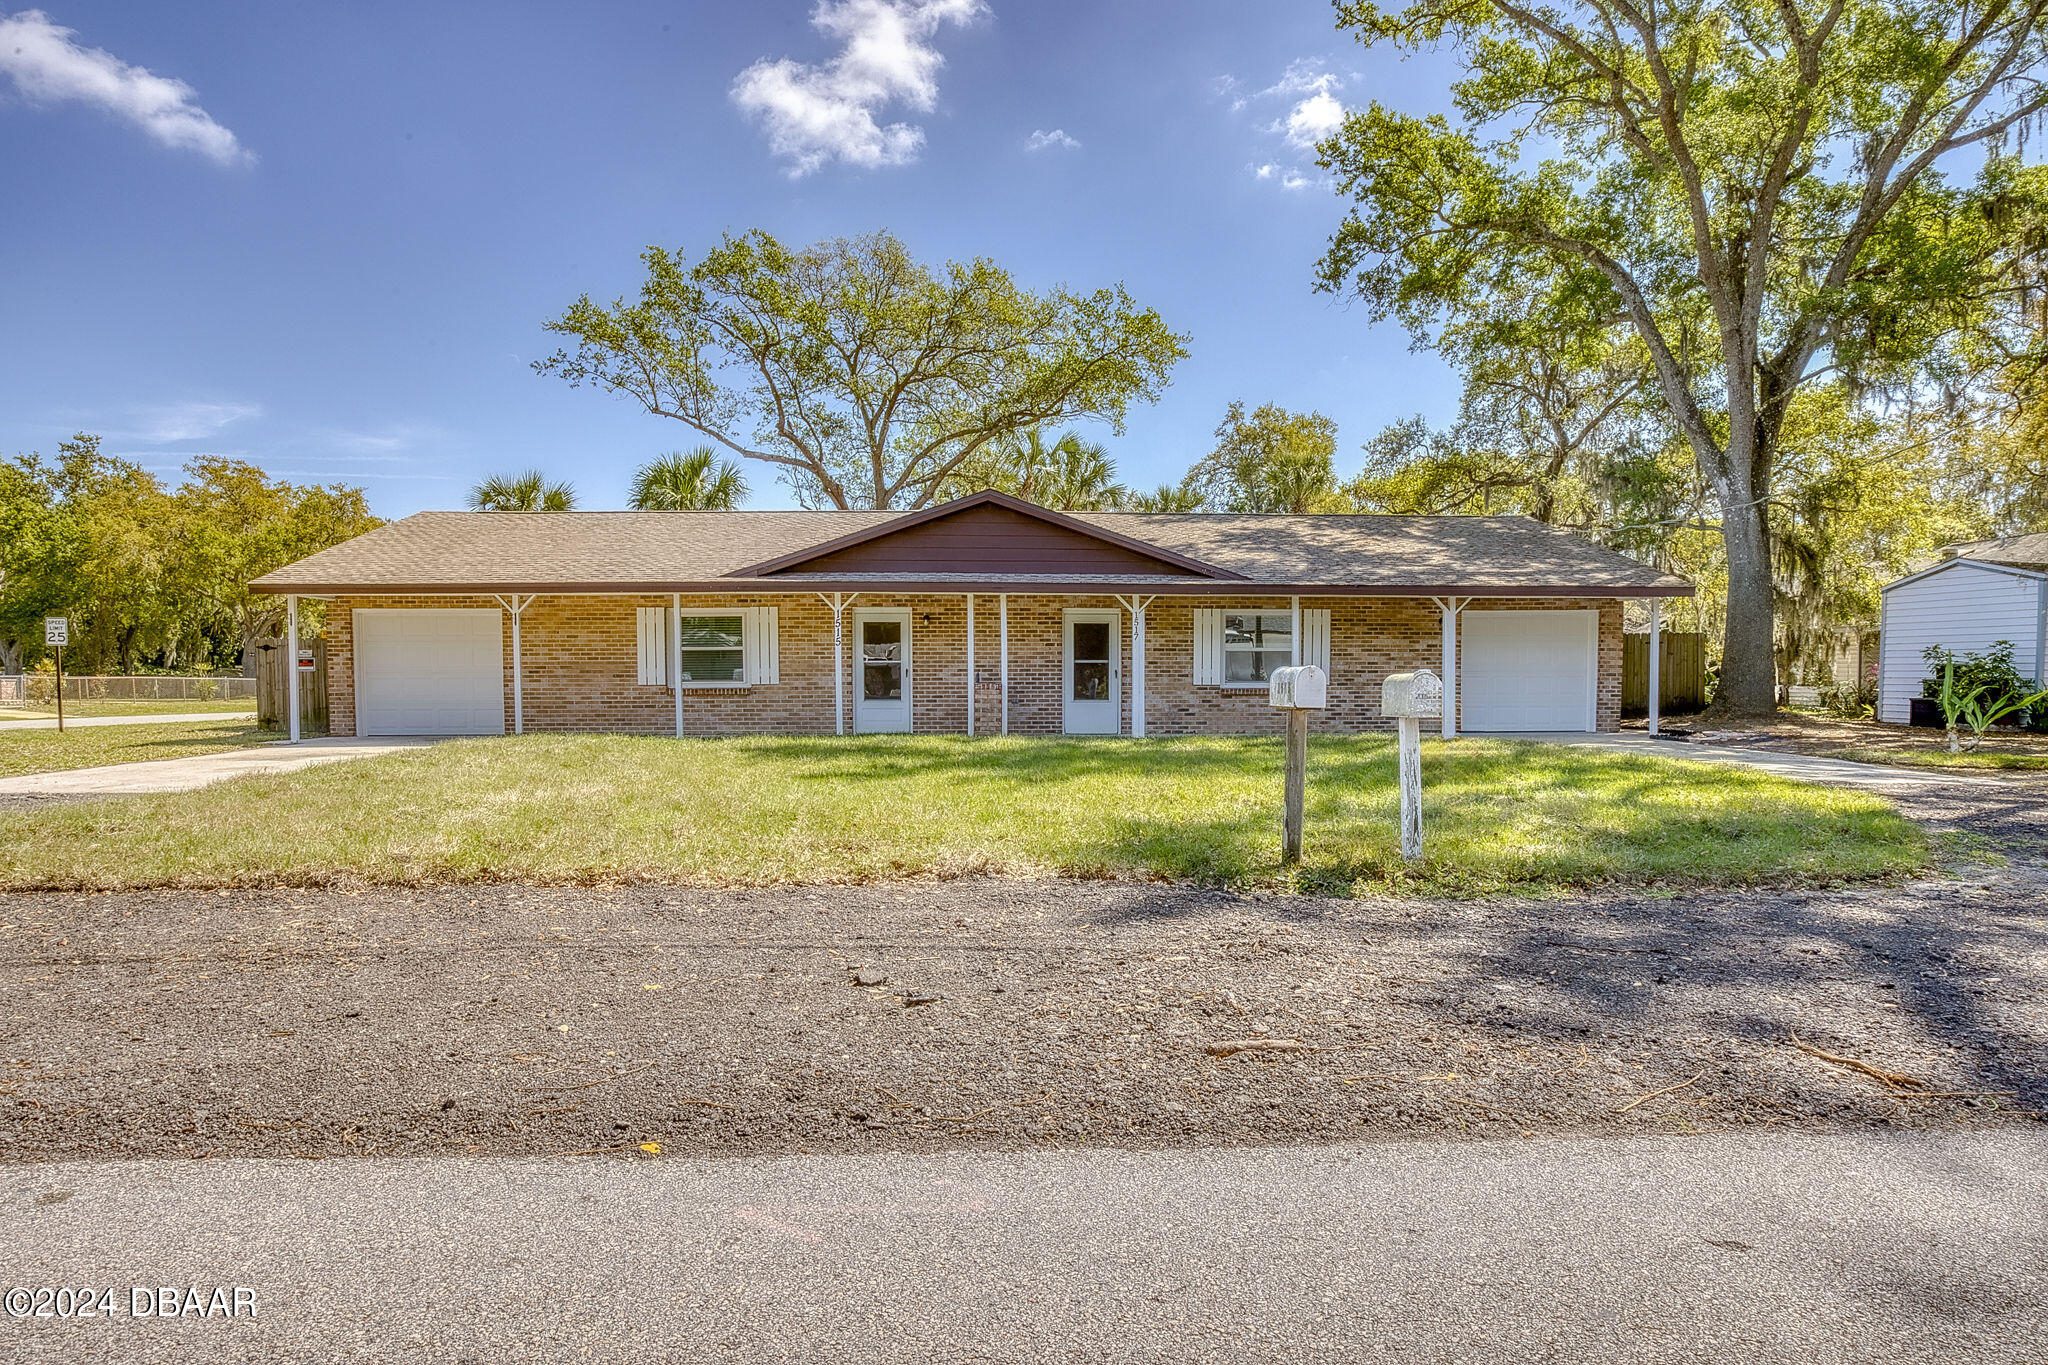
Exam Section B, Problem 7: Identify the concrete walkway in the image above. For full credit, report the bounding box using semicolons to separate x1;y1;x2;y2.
0;710;257;731
0;736;437;797
1495;730;2003;793
4;1129;2044;1363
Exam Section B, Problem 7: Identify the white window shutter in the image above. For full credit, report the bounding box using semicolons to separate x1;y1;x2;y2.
1304;608;1331;675
1191;608;1223;685
636;606;668;686
745;606;780;684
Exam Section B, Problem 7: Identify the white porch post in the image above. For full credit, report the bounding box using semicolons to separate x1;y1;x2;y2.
999;594;1010;736
1132;598;1148;738
819;593;856;736
671;593;683;738
1647;598;1662;737
285;594;300;744
966;593;976;736
511;601;523;735
1432;597;1465;740
1291;595;1301;667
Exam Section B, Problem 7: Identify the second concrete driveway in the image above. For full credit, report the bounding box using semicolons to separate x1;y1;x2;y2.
0;736;438;797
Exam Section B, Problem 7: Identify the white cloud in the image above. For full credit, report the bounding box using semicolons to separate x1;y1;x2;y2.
1282;90;1343;150
1024;127;1077;153
731;0;983;177
1224;58;1349;191
0;9;251;165
133;400;261;442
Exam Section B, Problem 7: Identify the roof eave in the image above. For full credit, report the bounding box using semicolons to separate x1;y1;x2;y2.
247;578;1695;598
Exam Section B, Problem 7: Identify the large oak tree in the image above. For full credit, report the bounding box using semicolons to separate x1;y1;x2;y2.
537;230;1188;510
1317;0;2048;712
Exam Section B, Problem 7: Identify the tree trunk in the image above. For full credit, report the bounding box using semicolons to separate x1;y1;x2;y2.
0;637;21;675
1715;494;1778;716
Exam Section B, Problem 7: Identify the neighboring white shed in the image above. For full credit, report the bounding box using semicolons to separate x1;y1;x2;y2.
1876;558;2048;723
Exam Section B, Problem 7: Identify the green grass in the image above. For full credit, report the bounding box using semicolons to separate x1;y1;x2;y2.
0;719;276;778
1;698;257;719
0;734;1926;897
1824;745;2048;772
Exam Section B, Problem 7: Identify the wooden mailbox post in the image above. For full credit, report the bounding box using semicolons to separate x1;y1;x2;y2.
1381;669;1442;861
1269;664;1327;864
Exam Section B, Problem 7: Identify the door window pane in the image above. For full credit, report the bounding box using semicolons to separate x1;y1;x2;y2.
861;619;903;700
1072;661;1109;700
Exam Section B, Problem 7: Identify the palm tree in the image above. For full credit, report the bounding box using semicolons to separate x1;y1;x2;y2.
1122;482;1206;512
468;470;576;511
628;448;749;510
939;429;1127;510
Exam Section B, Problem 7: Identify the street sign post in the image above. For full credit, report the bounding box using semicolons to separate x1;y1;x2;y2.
44;617;68;731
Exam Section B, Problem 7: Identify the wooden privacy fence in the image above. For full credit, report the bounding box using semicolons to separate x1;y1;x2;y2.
255;637;329;732
1622;631;1706;714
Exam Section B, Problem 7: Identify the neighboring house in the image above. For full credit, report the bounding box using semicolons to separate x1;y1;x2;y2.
1876;532;2048;724
249;490;1692;740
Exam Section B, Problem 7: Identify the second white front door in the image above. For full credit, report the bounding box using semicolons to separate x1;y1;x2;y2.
1062;609;1122;735
853;608;912;733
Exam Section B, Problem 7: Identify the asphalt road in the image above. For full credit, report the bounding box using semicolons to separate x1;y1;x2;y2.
5;1129;2046;1363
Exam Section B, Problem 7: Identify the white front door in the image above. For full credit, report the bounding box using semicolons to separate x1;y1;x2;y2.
353;608;505;736
852;609;912;733
1460;609;1598;732
1063;609;1122;735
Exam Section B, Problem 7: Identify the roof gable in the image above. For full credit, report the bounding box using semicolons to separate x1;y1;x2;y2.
739;491;1236;579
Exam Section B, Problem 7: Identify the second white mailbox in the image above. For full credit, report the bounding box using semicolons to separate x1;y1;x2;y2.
1268;664;1328;710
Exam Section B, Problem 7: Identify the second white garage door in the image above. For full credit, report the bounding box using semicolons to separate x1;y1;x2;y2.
353;608;505;736
1460;609;1597;733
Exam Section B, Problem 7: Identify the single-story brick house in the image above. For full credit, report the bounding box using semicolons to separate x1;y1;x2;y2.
250;490;1692;740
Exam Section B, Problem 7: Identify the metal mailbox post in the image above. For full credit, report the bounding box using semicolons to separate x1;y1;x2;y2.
1269;664;1327;864
1381;669;1442;861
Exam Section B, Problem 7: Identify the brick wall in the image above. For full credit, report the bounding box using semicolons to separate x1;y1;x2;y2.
323;592;1622;737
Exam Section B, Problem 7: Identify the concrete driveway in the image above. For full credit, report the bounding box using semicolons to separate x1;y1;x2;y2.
4;1129;2043;1364
1493;730;2002;794
0;736;437;797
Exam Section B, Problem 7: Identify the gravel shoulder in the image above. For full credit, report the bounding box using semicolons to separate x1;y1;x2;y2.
2;766;2040;1162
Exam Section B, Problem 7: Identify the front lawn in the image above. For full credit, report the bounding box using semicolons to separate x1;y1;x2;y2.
0;735;1925;896
0;719;276;778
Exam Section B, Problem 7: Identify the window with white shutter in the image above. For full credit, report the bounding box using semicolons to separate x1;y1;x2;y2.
637;606;780;687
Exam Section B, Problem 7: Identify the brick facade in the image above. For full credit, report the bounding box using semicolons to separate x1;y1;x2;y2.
323;593;1622;738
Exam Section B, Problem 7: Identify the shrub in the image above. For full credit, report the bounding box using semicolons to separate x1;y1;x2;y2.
1921;642;2041;730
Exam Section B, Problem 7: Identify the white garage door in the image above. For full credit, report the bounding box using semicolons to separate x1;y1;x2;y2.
1461;609;1598;733
353;608;505;736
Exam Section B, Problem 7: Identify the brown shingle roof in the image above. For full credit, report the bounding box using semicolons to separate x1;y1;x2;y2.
250;505;1692;597
1946;532;2048;571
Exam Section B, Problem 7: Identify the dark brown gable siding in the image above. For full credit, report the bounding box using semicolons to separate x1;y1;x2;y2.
764;503;1205;576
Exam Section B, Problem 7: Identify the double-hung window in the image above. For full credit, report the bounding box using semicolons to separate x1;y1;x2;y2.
636;605;780;687
1221;612;1294;686
677;615;745;684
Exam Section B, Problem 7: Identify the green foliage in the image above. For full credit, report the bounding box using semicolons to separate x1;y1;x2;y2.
1189;401;1343;513
1122;483;1206;513
627;448;748;511
1922;641;2044;731
935;428;1127;510
0;438;379;676
467;471;576;512
1317;0;2048;713
537;229;1189;509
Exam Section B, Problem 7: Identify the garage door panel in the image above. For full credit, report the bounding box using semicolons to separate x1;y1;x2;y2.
1462;610;1597;733
354;609;505;736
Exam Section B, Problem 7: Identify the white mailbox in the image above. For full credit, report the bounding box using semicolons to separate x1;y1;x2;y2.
1381;669;1442;719
1268;664;1327;710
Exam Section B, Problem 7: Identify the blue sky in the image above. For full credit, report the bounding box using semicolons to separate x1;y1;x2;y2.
0;1;1464;514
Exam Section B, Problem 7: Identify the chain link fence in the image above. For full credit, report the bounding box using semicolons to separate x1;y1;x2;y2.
0;675;256;709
